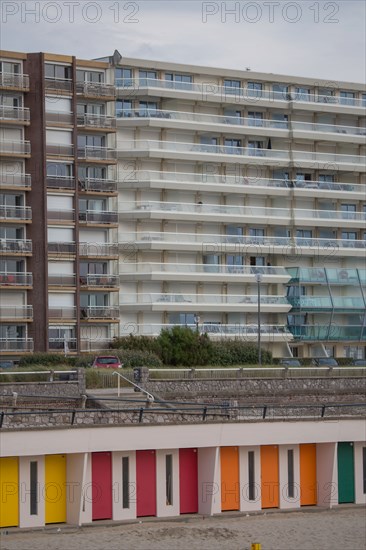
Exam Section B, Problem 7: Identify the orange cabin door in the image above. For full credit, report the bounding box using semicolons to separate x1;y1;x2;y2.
220;446;239;511
260;445;279;509
300;444;317;506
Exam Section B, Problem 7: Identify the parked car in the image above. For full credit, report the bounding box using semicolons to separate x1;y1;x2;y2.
280;358;301;368
92;356;122;369
312;357;339;367
0;360;16;369
351;358;366;367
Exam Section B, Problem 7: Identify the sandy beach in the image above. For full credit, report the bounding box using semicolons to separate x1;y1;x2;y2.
1;506;365;550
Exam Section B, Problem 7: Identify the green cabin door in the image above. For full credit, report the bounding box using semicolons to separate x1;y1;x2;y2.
337;442;355;503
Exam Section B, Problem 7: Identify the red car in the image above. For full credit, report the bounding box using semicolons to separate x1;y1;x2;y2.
92;356;122;369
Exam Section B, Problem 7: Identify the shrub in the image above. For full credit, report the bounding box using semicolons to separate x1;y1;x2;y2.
114;350;163;368
210;340;272;366
157;326;213;366
18;353;75;367
110;335;160;355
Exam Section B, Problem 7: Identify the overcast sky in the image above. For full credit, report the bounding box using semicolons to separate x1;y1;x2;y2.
1;1;365;82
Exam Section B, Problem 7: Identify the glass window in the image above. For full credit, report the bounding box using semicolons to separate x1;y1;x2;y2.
341;231;357;240
287;450;295;498
249;228;264;237
224;79;241;94
318;88;336;103
295;87;311;101
272;83;289;100
248;451;255;501
224;109;241;125
165;454;173;506
139;101;158;116
30;461;38;515
46;163;73;177
340;91;355;105
224;138;241;153
116;100;133;117
0;62;20;74
247;82;263;98
45;64;72;80
272;113;289;128
341;204;357;219
203;255;220;273
165;73;193;90
362;94;366;107
248;112;264;127
115;68;133;87
139;70;157;85
122;456;130;509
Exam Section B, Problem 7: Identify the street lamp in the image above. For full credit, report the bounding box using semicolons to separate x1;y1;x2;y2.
194;313;200;333
255;273;263;366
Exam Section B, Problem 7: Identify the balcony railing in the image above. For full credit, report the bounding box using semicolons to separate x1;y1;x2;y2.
48;274;76;286
78;178;117;193
0;140;31;156
119;108;366;138
117;78;366;108
0;338;33;352
45;77;73;93
120;293;290;306
0;272;32;286
118;140;366;166
80;306;120;319
48;307;77;319
289;296;365;310
77;114;116;129
47;242;76;255
1;306;33;319
46;144;74;157
129;231;366;251
79;210;118;224
0;239;32;254
49;338;77;351
122;170;365;196
79;274;119;287
45;111;74;125
0;205;32;221
77;146;117;161
79;242;119;257
46;175;75;190
0;106;30;123
120;262;289;278
119;323;292;338
288;267;364;285
289;325;366;341
121;201;366;224
0;173;31;189
47;209;75;222
0;72;30;90
76;81;116;98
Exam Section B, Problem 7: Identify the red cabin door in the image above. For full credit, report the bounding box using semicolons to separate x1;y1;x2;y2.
136;450;156;517
179;448;198;514
91;452;112;520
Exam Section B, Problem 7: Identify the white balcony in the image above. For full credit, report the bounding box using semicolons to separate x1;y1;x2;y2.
79;242;119;258
120;293;290;313
121;170;366;200
0;140;31;157
77;114;116;130
119;323;293;341
0;306;33;320
0;205;32;222
119;263;291;283
0;73;30;91
77;146;117;162
0;272;32;287
0;338;33;352
0;106;30;124
80;306;120;320
0;239;32;255
0;173;31;190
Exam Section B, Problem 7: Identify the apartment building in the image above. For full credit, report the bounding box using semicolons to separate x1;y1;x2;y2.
1;50;365;359
111;56;366;359
0;50;119;356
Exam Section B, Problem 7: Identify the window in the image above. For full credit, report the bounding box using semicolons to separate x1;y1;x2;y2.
168;313;196;326
200;136;218;152
227;255;244;273
341;231;357;240
115;68;133;87
80;262;107;276
224;109;241;125
341;204;356;219
139;70;157;85
77;103;104;116
273;170;290;183
77;134;105;148
0;325;24;339
247;82;262;98
224;138;241;153
165;73;192;90
249;228;265;237
78;166;106;181
139;101;158;116
318;88;336;104
226;225;243;238
203;255;220;273
0;61;20;74
165;454;173;506
319;174;335;187
116;100;133;117
287;450;295;498
76;70;104;83
80;293;109;307
362;93;366;107
224;79;241;94
250;256;265;266
122;456;130;509
272;113;289;129
295;87;311;101
296;229;312;244
272;83;289;100
248;112;264;127
248;451;255;501
46;64;72;80
30;461;38;515
46;163;73;178
340;91;355;106
248;141;264;156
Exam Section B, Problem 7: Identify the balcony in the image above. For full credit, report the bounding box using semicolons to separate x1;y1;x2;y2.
48;339;78;351
120;293;290;312
289;325;366;341
0;306;33;320
46;144;74;158
118;140;366;170
0;106;30;124
0;205;32;222
45;111;74;126
119;263;291;284
77;146;117;162
288;296;365;312
47;242;76;256
0;272;32;287
76;81;116;99
117;78;365;111
0;239;32;255
44;77;73;93
46;175;75;191
0;140;31;157
79;210;118;225
48;307;77;320
0;173;31;190
0;339;33;353
48;274;76;287
79;274;119;288
47;209;75;223
79;242;119;258
79;178;117;194
77;114;116;131
288;267;362;285
119;323;293;341
0;73;30;91
80;306;120;320
121;170;366;200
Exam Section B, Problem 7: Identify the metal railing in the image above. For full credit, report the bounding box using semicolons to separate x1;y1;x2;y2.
45;111;74;125
119;293;290;306
79;274;119;287
0;72;30;90
78;177;117;193
0;205;32;221
119;263;289;277
0;239;32;254
0;306;33;319
47;242;76;255
79;210;118;224
79;242;119;257
77;146;117;161
0;339;33;352
76;81;116;98
46;175;75;190
0;173;31;188
77;114;116;129
119;323;293;339
0;272;32;286
44;77;73;93
46;144;74;157
0;140;31;155
0;106;30;123
48;274;76;286
80;306;119;319
47;209;75;222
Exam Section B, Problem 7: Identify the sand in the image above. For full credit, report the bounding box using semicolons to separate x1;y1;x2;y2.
1;507;365;550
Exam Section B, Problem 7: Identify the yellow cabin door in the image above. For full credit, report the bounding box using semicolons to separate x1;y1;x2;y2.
45;454;67;524
0;457;19;527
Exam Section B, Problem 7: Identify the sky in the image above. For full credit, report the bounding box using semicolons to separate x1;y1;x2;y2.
1;0;365;83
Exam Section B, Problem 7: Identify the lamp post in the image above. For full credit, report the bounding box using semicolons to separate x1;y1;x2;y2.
194;313;200;333
255;273;263;366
